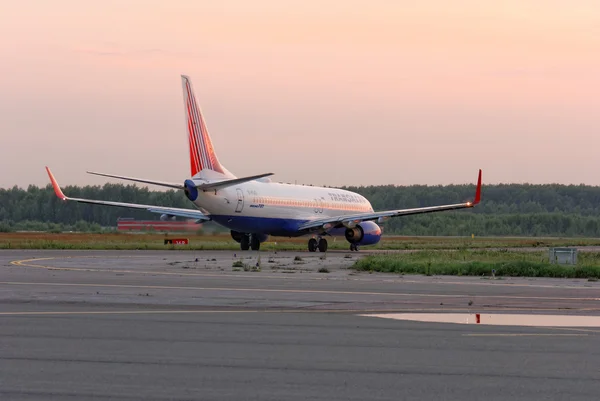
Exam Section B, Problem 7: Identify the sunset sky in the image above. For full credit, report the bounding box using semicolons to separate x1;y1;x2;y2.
1;0;599;188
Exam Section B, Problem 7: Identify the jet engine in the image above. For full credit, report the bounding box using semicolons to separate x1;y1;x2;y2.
183;179;198;202
344;221;382;246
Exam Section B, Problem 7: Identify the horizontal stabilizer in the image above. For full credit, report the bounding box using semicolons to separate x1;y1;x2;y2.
195;173;274;191
87;171;183;189
47;168;209;221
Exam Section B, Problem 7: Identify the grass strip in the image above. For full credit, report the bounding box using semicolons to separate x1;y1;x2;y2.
353;250;600;278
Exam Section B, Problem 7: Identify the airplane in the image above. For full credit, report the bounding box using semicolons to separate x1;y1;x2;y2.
46;75;482;252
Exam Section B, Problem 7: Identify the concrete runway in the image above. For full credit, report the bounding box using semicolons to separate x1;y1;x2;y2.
1;250;600;400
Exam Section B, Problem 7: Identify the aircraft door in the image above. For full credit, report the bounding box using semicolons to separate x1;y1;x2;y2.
313;198;323;214
235;188;244;213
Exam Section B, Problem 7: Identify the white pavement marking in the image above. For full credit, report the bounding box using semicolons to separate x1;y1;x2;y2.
361;313;600;327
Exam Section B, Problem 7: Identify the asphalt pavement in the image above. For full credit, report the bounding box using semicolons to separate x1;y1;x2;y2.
1;250;599;400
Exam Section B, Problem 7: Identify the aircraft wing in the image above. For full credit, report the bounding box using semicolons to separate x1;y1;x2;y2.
47;168;210;222
298;169;482;232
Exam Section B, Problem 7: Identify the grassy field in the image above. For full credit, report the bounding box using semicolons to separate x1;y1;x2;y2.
2;232;600;251
354;250;600;279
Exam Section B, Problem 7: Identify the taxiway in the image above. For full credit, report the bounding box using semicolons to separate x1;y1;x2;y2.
1;250;598;400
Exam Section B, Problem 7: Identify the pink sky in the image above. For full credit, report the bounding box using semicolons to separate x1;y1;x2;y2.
1;0;599;188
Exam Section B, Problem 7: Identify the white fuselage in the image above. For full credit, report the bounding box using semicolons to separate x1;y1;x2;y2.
191;180;374;236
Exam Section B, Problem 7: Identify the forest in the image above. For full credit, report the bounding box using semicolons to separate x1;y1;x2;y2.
2;182;600;237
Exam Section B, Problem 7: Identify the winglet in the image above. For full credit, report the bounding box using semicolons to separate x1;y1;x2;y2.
45;167;67;200
473;169;482;205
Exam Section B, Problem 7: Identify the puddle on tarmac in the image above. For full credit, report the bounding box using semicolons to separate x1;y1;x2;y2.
361;313;600;327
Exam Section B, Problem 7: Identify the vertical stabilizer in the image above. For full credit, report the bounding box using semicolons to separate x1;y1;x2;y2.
181;75;229;177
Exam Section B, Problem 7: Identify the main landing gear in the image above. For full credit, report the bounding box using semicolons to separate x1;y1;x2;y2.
308;237;328;252
349;243;360;252
240;234;261;251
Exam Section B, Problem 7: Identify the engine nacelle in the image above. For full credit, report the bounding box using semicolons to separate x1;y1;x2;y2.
344;221;382;246
160;214;176;221
184;179;198;202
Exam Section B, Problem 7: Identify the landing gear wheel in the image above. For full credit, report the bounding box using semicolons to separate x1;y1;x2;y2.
240;235;250;251
308;238;318;252
349;243;359;252
317;238;328;252
250;234;261;251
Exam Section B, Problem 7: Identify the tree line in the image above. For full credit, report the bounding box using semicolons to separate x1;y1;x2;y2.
1;182;600;236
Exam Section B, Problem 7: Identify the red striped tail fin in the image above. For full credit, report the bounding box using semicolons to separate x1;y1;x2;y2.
181;75;226;177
